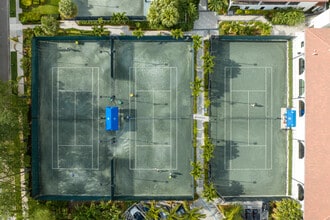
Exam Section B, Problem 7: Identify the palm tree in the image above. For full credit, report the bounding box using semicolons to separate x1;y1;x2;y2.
133;28;144;39
202;183;218;202
208;0;228;13
271;198;303;220
187;2;198;20
145;201;161;220
163;204;183;220
171;29;184;39
58;0;77;19
218;203;244;220
111;12;129;25
190;77;203;97
190;161;203;180
192;35;202;50
182;201;206;220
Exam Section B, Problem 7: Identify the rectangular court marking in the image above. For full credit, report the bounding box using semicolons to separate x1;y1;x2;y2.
52;67;100;170
128;67;178;170
224;66;273;171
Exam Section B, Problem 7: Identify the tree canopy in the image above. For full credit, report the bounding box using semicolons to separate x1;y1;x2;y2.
147;0;180;28
58;0;78;19
0;80;29;217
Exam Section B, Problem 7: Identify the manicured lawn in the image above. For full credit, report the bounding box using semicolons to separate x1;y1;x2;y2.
31;5;59;15
10;0;16;17
11;52;18;80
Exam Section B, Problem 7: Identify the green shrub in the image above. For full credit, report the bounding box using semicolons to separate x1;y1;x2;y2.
271;9;305;26
10;0;16;17
31;5;59;15
219;21;272;35
19;11;42;24
21;0;32;7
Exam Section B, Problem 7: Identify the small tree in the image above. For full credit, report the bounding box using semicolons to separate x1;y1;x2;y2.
192;35;202;50
171;29;183;39
58;0;77;19
190;161;203;180
190;76;203;97
111;12;129;25
271;198;303;220
202;182;218;202
40;16;59;36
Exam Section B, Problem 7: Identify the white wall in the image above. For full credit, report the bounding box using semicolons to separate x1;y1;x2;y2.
309;9;330;28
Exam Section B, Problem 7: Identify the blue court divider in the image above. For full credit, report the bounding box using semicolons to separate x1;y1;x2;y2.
105;106;119;131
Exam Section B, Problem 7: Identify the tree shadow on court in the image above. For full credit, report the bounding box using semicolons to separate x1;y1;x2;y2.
209;139;244;197
208;38;244;109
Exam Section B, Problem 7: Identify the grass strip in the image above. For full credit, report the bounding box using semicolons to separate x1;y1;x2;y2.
288;129;292;195
10;0;16;17
288;40;293;108
11;52;18;81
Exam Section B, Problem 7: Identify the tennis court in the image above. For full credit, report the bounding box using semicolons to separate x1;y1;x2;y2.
32;36;194;200
209;37;288;197
73;0;148;17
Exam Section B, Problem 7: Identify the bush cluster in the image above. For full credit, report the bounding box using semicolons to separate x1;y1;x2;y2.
234;8;305;26
219;21;272;35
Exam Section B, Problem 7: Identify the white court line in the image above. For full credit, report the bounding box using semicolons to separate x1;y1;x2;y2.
265;68;268;169
74;91;76;145
53;66;98;170
51;67;54;169
248;91;250;145
129;67;132;169
232;89;266;92
57;68;59;168
224;67;227;169
134;67;137;169
97;68;100;170
229;66;272;69
225;66;272;171
229;67;232;170
129;66;178;170
136;89;171;92
170;68;172;170
270;67;273;170
92;68;93;169
152;90;155;143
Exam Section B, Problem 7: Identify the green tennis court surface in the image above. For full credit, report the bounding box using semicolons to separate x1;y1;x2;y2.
209;38;288;197
32;37;194;200
73;0;147;17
